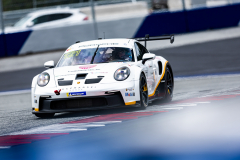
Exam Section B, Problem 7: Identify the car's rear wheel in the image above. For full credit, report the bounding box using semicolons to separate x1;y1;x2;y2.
34;113;55;118
164;67;173;102
140;73;149;109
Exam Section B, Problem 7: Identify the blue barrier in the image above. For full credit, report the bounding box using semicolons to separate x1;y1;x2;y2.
0;34;5;57
134;11;187;38
0;30;32;57
134;3;240;38
187;4;240;32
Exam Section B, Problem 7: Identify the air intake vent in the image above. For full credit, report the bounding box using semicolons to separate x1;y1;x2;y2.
158;61;162;75
51;97;107;109
85;78;102;84
76;73;88;80
58;80;73;86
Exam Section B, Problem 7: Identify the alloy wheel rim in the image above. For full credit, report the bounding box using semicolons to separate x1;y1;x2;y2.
141;77;148;105
166;68;173;96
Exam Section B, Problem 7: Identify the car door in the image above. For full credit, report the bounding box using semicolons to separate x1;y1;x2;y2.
134;42;154;94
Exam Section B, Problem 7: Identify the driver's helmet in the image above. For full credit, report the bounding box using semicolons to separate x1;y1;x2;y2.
116;48;132;60
79;50;91;64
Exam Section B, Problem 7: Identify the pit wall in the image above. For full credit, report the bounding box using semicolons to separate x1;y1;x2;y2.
1;3;240;57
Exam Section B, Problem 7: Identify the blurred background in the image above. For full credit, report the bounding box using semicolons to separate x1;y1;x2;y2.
1;1;240;159
0;0;240;91
0;0;240;57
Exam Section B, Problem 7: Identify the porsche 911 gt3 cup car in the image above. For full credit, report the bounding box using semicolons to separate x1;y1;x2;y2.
31;35;174;118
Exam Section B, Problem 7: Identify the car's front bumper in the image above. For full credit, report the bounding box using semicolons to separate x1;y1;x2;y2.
32;92;128;113
32;81;140;113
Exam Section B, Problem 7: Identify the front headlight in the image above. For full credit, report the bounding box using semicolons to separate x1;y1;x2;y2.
37;72;50;87
114;67;130;81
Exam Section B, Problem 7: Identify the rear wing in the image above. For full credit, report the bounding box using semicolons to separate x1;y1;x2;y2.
135;34;174;48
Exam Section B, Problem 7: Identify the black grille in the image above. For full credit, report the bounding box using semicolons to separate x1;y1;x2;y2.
158;61;162;75
50;97;107;109
85;78;102;84
58;80;73;86
75;73;88;80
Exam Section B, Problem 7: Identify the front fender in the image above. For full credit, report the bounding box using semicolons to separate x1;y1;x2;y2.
32;75;39;88
31;74;38;108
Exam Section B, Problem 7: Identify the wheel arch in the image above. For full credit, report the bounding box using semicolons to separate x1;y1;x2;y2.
32;74;39;88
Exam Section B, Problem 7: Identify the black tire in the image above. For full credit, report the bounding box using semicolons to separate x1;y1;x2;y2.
164;66;173;102
34;113;55;118
139;73;149;109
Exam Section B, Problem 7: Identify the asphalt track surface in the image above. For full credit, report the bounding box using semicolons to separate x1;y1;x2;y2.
0;37;240;160
0;37;240;92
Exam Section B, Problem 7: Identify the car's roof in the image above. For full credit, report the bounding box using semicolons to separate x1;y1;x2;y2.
71;38;134;48
28;8;80;17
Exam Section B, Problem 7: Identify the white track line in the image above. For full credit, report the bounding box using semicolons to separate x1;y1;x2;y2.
162;107;183;110
175;103;197;107
9;121;121;135
0;89;31;96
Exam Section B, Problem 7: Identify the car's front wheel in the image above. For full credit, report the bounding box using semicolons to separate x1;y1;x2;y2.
139;73;149;109
34;113;55;118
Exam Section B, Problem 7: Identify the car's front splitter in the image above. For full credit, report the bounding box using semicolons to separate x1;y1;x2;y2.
32;92;141;114
32;80;140;111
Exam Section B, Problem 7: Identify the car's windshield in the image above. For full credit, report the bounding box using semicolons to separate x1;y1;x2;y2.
14;15;32;27
57;47;133;67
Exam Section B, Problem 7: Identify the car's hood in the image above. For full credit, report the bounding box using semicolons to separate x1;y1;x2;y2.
53;62;135;86
3;26;31;34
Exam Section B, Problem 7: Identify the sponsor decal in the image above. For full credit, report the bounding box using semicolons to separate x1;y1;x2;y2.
79;65;97;70
54;89;61;95
126;88;134;91
68;68;100;72
79;43;118;48
66;91;86;97
64;50;81;59
55;74;74;77
91;71;108;74
66;48;72;51
125;92;135;96
77;82;80;84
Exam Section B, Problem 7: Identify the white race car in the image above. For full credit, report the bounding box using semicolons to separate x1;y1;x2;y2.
31;35;174;118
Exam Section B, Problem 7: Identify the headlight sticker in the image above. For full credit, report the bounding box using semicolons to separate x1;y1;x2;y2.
66;91;86;97
79;65;97;69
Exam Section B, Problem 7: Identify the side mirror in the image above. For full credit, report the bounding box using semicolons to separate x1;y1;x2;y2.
26;21;34;27
44;60;54;68
170;35;174;44
142;53;155;65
